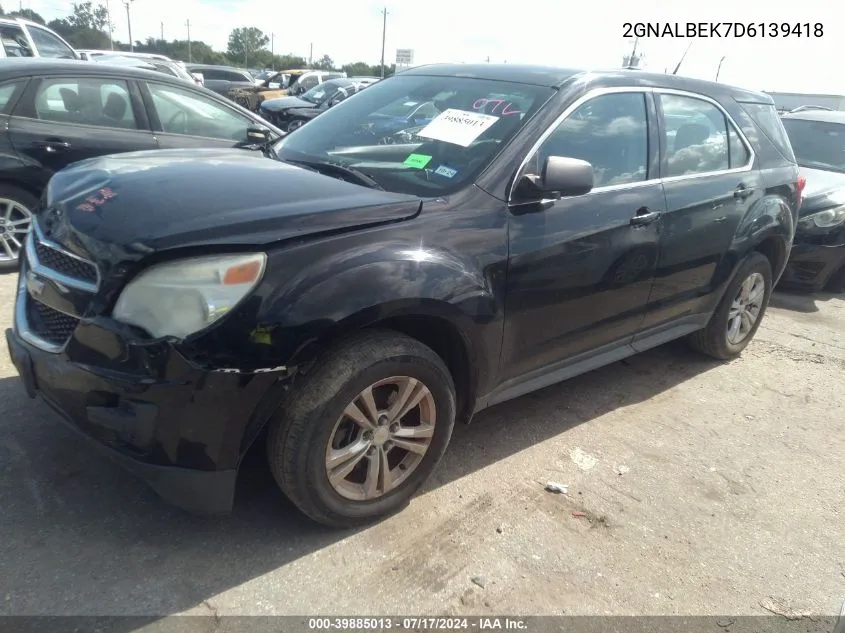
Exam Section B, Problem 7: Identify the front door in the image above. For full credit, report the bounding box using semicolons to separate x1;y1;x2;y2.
500;90;664;390
7;75;157;179
638;91;761;333
139;80;256;150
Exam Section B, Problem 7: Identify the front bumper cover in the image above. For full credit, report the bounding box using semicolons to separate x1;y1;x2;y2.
6;304;290;514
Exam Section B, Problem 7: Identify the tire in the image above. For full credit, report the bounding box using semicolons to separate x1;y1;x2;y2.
267;330;456;528
0;185;37;272
825;264;845;293
286;119;305;133
688;252;773;360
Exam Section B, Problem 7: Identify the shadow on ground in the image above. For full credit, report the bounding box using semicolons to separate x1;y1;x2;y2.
0;339;721;620
770;288;842;313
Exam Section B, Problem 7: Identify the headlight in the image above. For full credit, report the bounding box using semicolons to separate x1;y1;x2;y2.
112;253;266;339
798;206;845;230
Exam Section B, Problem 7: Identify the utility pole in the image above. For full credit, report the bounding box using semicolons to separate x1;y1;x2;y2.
308;42;313;67
379;7;388;78
185;19;191;62
271;33;275;69
160;21;164;41
105;0;114;49
123;0;134;52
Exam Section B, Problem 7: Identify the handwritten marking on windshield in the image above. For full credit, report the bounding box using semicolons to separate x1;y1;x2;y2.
473;98;522;116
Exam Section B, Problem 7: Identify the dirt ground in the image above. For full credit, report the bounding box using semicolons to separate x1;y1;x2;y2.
0;269;843;618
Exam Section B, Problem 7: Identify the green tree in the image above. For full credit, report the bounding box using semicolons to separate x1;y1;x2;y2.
341;62;375;77
312;54;334;70
226;27;268;65
67;1;111;31
9;8;46;24
48;17;110;49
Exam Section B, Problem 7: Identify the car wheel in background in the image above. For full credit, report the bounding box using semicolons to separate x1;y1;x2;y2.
286;119;305;132
266;330;456;528
688;252;773;360
0;185;37;272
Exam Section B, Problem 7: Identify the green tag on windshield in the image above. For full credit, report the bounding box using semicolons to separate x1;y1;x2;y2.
403;153;432;169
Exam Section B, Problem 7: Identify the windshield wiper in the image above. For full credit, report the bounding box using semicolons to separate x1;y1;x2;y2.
283;158;384;190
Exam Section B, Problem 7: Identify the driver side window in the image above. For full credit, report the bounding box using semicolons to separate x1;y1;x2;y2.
147;82;252;141
534;92;649;188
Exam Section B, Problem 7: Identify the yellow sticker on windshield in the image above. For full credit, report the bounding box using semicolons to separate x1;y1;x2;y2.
403;153;432;169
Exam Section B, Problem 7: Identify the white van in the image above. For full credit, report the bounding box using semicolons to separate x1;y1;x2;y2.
0;17;79;59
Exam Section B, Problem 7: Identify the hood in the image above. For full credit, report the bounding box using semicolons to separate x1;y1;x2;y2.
287;106;323;119
40;148;421;267
260;95;314;112
799;166;845;216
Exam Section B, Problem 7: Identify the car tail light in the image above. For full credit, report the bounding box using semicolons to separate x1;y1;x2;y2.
796;174;806;211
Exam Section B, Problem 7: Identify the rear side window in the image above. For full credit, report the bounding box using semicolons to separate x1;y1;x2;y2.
0;79;26;114
740;102;796;162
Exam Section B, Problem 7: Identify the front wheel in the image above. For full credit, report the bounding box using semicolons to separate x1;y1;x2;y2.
267;330;456;528
286;119;305;133
688;252;773;360
0;185;37;272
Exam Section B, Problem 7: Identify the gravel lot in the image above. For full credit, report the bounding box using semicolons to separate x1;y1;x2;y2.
1;269;843;618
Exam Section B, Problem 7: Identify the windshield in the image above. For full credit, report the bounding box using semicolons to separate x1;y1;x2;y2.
782;118;845;173
275;74;554;196
301;81;344;104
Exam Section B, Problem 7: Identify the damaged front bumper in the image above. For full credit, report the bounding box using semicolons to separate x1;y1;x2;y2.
7;257;291;514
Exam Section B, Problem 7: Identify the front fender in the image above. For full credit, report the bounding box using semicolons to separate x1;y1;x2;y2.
261;240;501;378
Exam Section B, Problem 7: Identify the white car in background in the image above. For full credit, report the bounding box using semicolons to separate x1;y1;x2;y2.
81;50;204;86
0;17;79;59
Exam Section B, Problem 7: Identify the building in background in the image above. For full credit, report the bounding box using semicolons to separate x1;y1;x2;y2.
765;92;845;113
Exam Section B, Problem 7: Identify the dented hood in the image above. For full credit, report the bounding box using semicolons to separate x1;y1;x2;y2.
40;148;422;263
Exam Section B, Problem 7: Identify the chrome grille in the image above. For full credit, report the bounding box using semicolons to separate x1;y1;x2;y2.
14;221;100;353
25;295;81;346
33;239;98;284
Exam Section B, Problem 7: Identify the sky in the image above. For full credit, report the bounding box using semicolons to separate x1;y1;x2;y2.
19;0;843;95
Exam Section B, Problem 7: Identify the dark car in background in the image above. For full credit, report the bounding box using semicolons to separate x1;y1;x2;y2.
259;77;369;131
5;64;800;528
184;63;256;97
0;59;282;269
779;110;845;292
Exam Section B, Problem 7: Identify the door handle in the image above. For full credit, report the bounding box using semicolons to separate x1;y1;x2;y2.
630;207;661;226
733;184;754;200
40;139;71;153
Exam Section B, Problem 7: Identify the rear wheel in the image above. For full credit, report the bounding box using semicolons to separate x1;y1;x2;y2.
688;252;773;360
0;185;36;272
267;330;456;528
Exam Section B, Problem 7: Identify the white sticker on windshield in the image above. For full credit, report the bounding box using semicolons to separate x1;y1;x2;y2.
313;91;325;99
403;101;418;106
416;108;499;147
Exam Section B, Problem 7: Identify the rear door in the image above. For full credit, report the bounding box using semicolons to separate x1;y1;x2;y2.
7;74;157;180
637;89;760;336
139;79;257;149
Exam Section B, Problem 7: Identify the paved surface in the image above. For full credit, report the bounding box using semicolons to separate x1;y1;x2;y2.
0;269;843;618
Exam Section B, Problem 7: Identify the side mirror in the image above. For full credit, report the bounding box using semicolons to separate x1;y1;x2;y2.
246;126;270;143
515;156;594;200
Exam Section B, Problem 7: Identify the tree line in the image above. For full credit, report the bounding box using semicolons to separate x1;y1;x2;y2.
1;2;397;77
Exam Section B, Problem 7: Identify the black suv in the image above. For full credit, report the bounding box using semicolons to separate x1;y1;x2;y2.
5;64;801;528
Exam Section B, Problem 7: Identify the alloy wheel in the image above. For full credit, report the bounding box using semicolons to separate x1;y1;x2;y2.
0;198;32;264
727;272;765;345
325;376;437;501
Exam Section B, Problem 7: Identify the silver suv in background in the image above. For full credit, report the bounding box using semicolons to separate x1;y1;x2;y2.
0;17;79;59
